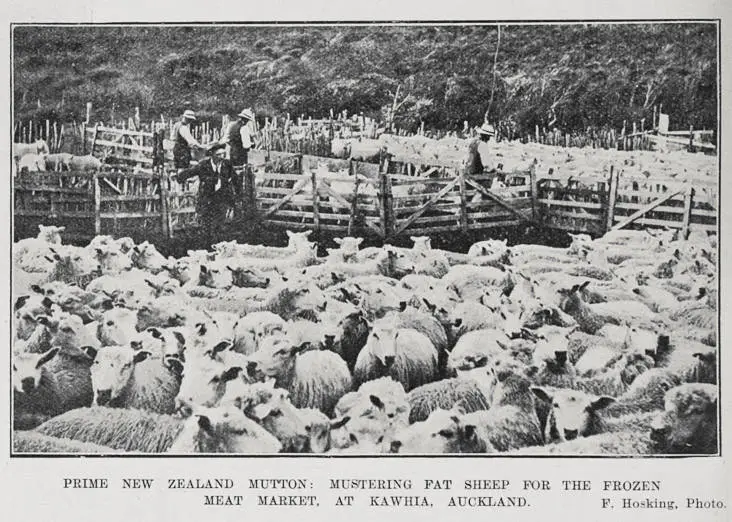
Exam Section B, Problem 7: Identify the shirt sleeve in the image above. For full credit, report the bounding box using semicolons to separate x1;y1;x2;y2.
178;125;200;147
240;124;253;149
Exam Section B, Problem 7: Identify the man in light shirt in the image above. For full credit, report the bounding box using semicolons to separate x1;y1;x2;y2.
172;109;203;170
220;108;254;167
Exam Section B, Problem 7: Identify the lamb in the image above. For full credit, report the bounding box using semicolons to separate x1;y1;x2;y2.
467;238;509;259
413;250;451;279
14;294;54;341
86;346;182;415
353;321;438;392
246;334;352;416
14;139;49;159
331;236;364;262
226;265;272;289
244;281;329;321
13;346;94;430
13;431;122;454
35;405;282;453
649;383;718;454
198;262;234;289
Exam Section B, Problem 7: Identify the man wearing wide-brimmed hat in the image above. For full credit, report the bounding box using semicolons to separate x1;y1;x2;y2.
172;109;203;170
220;108;255;167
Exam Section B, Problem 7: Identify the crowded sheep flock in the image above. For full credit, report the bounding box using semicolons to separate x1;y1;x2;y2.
12;224;718;455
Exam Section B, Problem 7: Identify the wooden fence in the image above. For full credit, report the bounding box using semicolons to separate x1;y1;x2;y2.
14;170;201;244
13;147;717;245
536;168;717;237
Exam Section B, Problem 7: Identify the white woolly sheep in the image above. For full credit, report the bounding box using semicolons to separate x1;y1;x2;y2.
354;322;438;393
460;370;543;451
649;383;718;454
13;346;94;430
531;387;616;443
35;405;281;453
98;307;138;347
246;334;352;416
390;408;496;454
221;379;311;452
87;346;182;414
407;377;490;424
13;431;122;454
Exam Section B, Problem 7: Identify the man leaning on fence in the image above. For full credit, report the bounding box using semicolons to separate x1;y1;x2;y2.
171;143;243;244
172;109;203;171
220;108;255;167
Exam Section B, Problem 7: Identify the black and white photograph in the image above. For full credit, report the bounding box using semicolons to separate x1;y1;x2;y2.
10;21;720;456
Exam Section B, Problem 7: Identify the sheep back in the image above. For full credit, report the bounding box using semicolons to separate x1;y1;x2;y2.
35;407;184;452
13;431;122;454
288;350;352;417
407;378;490;424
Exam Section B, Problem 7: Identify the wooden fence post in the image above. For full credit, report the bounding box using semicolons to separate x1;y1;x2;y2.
93;172;101;235
681;185;694;240
159;171;171;240
348;174;360;236
311;170;320;237
458;170;468;233
605;166;618;233
688;125;694;153
529;160;538;221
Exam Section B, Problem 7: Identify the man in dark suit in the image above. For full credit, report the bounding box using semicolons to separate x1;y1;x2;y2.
173;143;243;243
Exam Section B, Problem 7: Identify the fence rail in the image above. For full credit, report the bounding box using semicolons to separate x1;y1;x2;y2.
14;147;717;245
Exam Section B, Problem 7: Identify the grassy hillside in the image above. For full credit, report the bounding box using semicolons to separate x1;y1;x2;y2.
12;23;717;134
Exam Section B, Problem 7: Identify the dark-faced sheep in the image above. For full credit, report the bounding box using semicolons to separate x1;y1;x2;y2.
13;345;94;430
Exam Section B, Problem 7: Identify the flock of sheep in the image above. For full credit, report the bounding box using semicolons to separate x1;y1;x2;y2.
12;223;718;455
13;139;102;175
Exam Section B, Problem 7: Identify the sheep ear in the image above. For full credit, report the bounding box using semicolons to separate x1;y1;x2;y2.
473;355;489;368
330;416;350;430
421;298;436;313
590;396;616;411
30;284;44;294
291;342;312;355
36;347;60;368
212;341;232;354
369;395;385;410
165;356;184;378
200;264;208;273
226;265;236;272
172;331;186;348
82;346;98;360
579;280;591;291
531;387;553;404
356;238;364;245
14;296;30;312
459;423;477;442
333;238;343;245
348;433;359;445
251;402;274;421
147;327;163;339
132;350;152;364
221;366;242;382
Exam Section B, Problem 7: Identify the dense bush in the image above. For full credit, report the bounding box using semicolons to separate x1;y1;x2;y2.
13;24;718;133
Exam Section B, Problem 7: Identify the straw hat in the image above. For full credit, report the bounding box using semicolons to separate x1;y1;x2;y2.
237;108;254;120
183;109;197;120
477;123;495;136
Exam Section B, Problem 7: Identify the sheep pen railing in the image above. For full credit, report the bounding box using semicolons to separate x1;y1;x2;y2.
14;157;717;246
14;170;201;244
